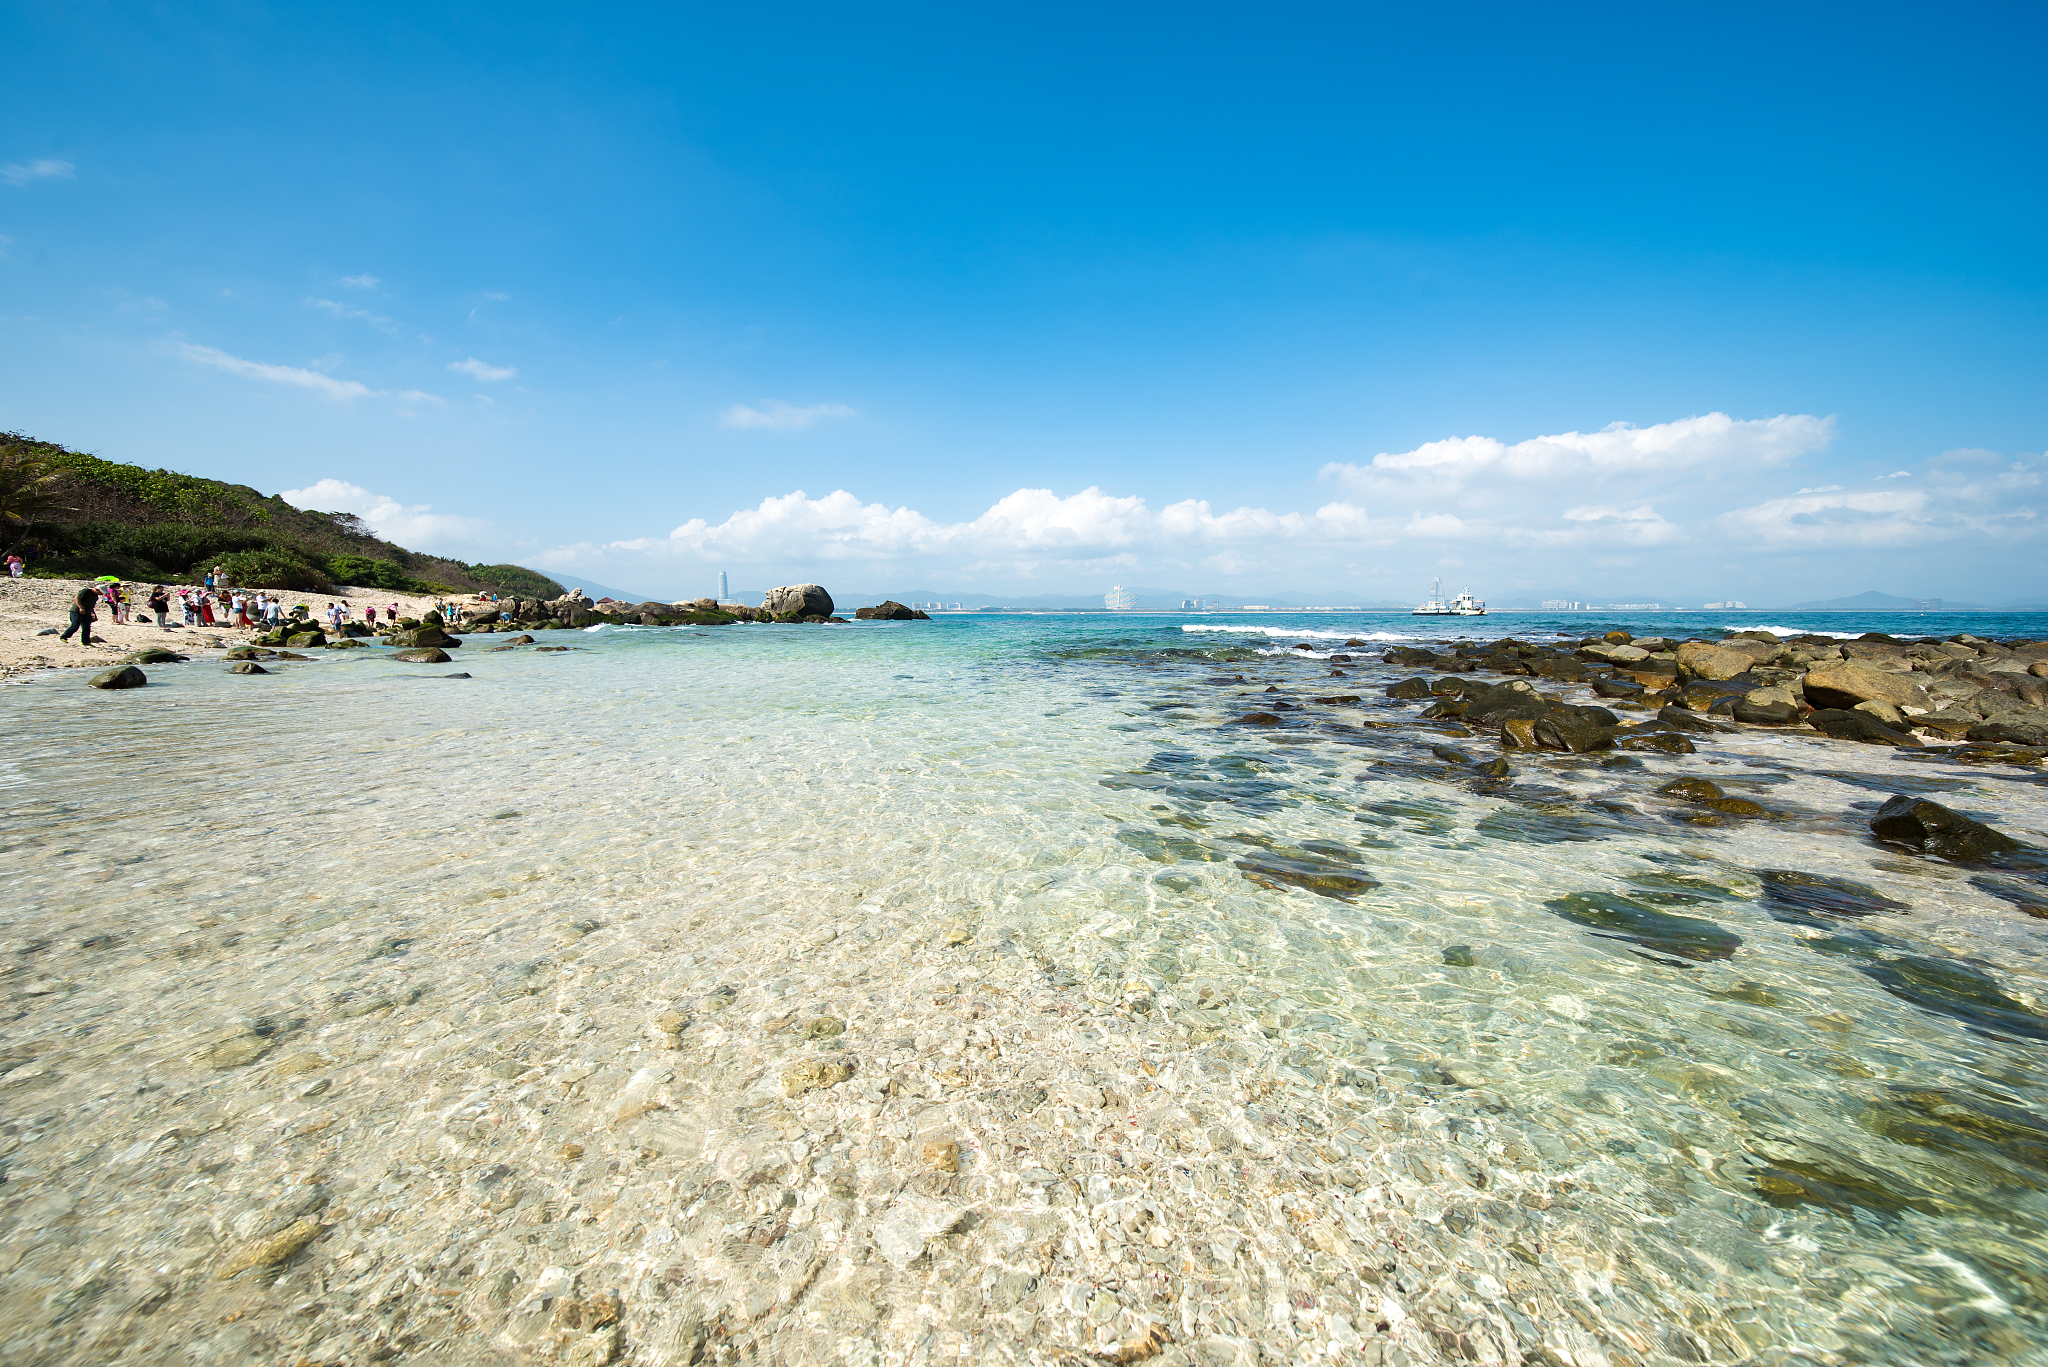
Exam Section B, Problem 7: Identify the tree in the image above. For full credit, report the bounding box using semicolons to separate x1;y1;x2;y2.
0;435;72;555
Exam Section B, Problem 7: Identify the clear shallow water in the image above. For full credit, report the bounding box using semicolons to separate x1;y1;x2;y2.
2;611;2046;1364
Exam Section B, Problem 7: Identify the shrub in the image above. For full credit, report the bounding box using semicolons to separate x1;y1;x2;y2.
204;548;332;592
323;554;435;592
63;521;278;571
468;562;566;598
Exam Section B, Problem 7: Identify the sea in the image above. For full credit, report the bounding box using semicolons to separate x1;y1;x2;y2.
2;607;2044;1363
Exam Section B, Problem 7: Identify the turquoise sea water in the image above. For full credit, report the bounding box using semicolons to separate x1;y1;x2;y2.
3;609;2046;1363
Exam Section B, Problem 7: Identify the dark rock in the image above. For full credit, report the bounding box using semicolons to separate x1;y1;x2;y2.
1807;709;1921;747
1757;869;1909;921
1419;699;1467;719
88;665;147;690
1529;656;1587;682
1592;677;1644;700
123;647;187;664
1966;718;2048;747
393;648;453;664
285;631;325;648
228;661;269;675
1312;694;1361;705
1386;677;1432;700
854;600;917;620
1871;796;2026;860
1617;732;1696;755
1657;777;1766;816
1734;697;1801;725
1656;707;1732;735
221;648;261;661
1543;891;1740;962
326;638;365;649
1236;712;1283;726
1533;713;1614;752
505;634;535;645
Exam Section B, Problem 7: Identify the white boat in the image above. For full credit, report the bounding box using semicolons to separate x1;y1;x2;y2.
1412;578;1486;616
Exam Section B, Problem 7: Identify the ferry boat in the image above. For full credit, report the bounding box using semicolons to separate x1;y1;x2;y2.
1412;578;1486;616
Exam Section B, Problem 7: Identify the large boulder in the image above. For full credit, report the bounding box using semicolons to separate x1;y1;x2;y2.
855;600;917;621
1807;708;1920;746
89;665;147;689
1579;642;1649;664
1804;658;1927;712
1871;795;2025;860
1967;716;2048;747
393;648;453;664
762;584;834;619
1676;642;1756;681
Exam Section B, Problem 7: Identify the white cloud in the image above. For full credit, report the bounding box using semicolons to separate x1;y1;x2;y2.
2;158;75;187
338;274;380;289
1878;470;1912;479
171;342;439;406
449;357;516;382
279;479;489;552
306;296;398;333
1322;413;1834;492
1718;462;2040;550
720;401;856;431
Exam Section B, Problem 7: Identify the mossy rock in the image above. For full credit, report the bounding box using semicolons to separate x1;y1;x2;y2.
325;638;364;649
123;647;188;664
285;631;326;648
392;647;452;663
89;665;147;689
228;661;269;675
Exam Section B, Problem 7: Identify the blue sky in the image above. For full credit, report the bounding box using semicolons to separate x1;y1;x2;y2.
2;1;2042;603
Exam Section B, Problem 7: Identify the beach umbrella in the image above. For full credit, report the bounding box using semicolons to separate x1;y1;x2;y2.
93;575;120;582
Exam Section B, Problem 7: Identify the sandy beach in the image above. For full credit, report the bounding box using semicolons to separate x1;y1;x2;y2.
0;578;461;680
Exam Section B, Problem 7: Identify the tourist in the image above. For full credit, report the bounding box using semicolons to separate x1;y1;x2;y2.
59;585;97;645
5;552;21;578
149;585;169;628
364;604;377;627
118;584;133;622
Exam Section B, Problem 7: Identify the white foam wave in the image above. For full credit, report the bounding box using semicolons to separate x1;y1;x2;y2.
1182;625;1416;641
1741;624;1867;639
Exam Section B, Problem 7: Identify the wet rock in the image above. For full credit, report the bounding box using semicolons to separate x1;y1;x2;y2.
921;1139;960;1173
1543;892;1740;962
88;665;148;689
1804;659;1928;712
1733;696;1800;725
855;601;917;620
285;631;325;648
216;1216;322;1279
1807;709;1920;746
1581;642;1649;664
782;1057;854;1097
1656;778;1766;816
804;1015;846;1040
1532;713;1614;752
1529;656;1587;682
1871;796;2026;860
228;661;269;675
1617;731;1696;754
1655;707;1731;735
392;648;453;664
1385;677;1432;700
1967;717;2048;747
123;647;187;664
1592;677;1644;700
505;633;536;644
1235;712;1282;726
1757;870;1909;920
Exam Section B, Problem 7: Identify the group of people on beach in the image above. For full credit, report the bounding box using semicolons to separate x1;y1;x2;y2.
52;577;412;646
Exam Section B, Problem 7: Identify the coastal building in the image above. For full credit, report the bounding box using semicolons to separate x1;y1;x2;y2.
1916;598;1942;610
719;571;729;601
1540;599;1584;610
1105;586;1136;611
1703;600;1748;609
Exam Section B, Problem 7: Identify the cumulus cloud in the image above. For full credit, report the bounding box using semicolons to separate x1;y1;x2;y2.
449;357;516;382
719;401;856;431
172;342;439;406
1322;413;1834;493
2;158;75;187
279;479;490;552
338;274;380;289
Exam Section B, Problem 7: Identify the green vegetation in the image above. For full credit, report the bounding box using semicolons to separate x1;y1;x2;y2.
4;430;567;597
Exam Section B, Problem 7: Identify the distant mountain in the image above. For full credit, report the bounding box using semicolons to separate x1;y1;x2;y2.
2001;599;2048;611
549;572;663;603
1781;591;1992;611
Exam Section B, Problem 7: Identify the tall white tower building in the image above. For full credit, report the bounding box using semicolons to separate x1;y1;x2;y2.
719;571;729;602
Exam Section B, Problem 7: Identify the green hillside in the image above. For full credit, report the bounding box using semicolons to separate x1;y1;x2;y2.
0;432;563;598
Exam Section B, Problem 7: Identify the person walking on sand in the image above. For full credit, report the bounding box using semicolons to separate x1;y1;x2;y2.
60;585;98;645
5;552;21;578
149;585;169;628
